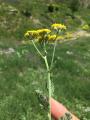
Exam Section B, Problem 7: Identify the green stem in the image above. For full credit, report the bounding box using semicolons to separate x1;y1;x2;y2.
44;56;52;120
50;40;57;69
44;41;47;55
50;30;59;69
32;40;44;59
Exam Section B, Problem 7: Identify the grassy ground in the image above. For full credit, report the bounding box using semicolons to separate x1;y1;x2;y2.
1;0;89;40
0;37;90;120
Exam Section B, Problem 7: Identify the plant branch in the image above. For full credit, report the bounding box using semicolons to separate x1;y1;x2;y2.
50;30;59;69
44;41;47;56
32;40;44;59
50;40;57;69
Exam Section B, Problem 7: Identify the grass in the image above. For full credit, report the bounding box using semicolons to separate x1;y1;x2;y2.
0;0;90;119
1;0;89;41
0;37;90;120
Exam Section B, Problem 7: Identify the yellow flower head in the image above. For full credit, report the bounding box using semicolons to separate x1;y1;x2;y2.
51;23;66;30
48;34;65;41
37;29;51;35
48;35;57;41
24;30;39;39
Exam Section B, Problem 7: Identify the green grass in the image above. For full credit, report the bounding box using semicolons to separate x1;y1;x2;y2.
0;37;90;120
1;0;89;40
0;0;90;119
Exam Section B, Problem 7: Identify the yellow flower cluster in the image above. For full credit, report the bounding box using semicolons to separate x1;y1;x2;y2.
51;23;66;30
24;29;51;38
24;23;67;43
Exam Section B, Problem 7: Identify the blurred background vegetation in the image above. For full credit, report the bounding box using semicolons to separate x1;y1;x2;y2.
0;0;90;120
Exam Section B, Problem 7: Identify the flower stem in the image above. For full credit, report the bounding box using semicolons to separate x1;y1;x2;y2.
32;40;44;59
50;41;57;69
44;56;52;120
50;30;59;69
